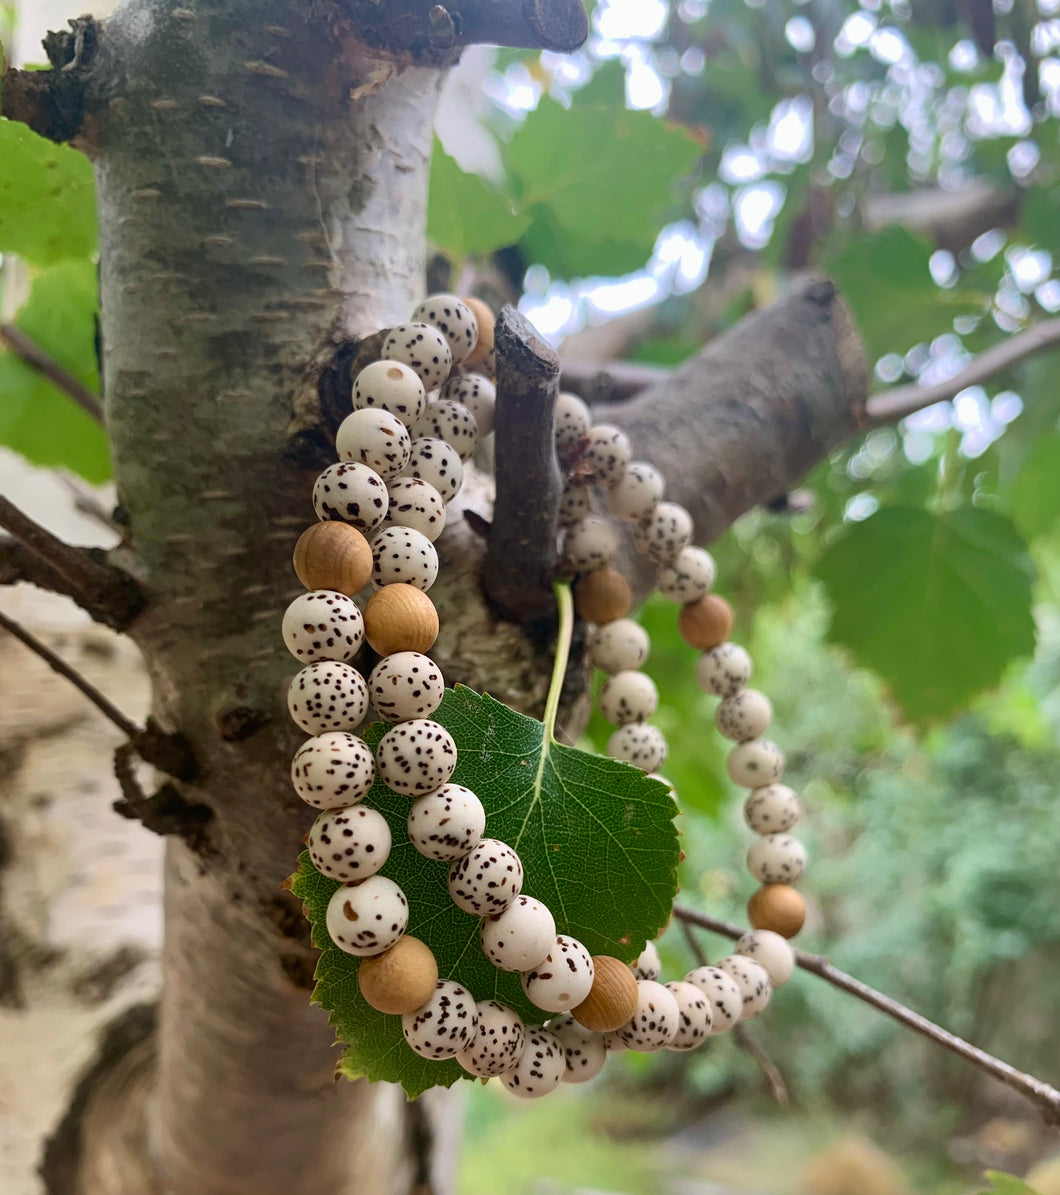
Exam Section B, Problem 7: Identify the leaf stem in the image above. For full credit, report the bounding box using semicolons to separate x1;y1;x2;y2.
542;579;574;743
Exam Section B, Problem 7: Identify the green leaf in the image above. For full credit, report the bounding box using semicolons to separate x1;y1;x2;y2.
427;142;530;261
0;119;97;264
979;1173;1042;1195
0;260;109;482
290;686;680;1098
813;506;1036;722
1007;428;1060;541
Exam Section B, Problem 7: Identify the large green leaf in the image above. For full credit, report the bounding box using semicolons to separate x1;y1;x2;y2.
979;1174;1042;1195
0;119;97;264
1007;428;1060;542
290;685;680;1098
427;142;530;261
813;506;1036;722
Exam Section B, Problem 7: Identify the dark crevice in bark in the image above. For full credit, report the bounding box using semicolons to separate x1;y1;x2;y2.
112;743;213;851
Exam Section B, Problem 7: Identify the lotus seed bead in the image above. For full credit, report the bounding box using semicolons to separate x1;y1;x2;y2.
607;723;667;772
554;392;591;458
282;590;365;664
521;937;595;1013
743;784;801;835
607;461;664;523
581;425;631;485
402;978;478;1060
632;940;660;981
382;323;453;393
326;875;408;957
370;526;439;592
548;1013;607;1083
633;501;694;567
368;651;444;721
695;642;753;698
684;965;743;1036
457;1001;525;1077
375;719;457;796
500;1027;566;1099
590;619;650;673
618;979;680;1051
441;372;495;436
657;546;717;603
447;839;524;917
716;689;773;743
307;805;391;882
664;981;712;1052
335;408;412;480
402;437;463;504
352;360;428;428
602;1030;628;1053
411;398;479;462
736;929;796;987
381;477;446;543
727;739;785;788
558;481;592;528
287;661;370;736
717;954;772;1020
290;731;376;810
747;833;807;884
312;462;389;535
412;294;478;364
598;670;658;726
407;783;485;861
480;895;556;972
564;516;619;573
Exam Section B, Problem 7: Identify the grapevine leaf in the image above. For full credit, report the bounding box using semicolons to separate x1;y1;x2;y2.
813;506;1036;723
1007;427;1060;542
290;685;680;1098
427;142;530;260
979;1174;1042;1195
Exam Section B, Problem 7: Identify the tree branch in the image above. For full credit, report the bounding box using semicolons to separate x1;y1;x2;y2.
673;904;1060;1128
0;17;100;143
0;324;104;425
560;359;669;406
112;743;212;850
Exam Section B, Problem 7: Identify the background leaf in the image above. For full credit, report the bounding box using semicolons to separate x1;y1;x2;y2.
427;142;530;261
979;1173;1042;1195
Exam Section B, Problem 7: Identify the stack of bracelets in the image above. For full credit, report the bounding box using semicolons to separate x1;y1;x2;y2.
280;294;809;1097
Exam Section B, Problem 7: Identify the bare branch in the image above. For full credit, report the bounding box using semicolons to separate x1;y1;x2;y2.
560;359;668;406
673;904;1060;1128
0;324;104;424
113;744;212;850
0;18;100;143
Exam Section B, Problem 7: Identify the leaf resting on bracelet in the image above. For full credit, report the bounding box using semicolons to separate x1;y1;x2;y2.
290;684;680;1098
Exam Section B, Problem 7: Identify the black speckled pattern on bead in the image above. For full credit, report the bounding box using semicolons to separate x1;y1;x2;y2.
290;731;376;811
608;723;667;772
401;436;463;505
727;739;784;787
307;805;390;882
664;981;711;1051
618;980;680;1051
281;590;365;665
598;670;658;726
370;526;439;591
412;295;479;365
352;359;427;428
500;1027;565;1098
590;620;650;674
287;661;369;736
407;783;485;861
368;651;444;722
402;979;478;1060
696;642;753;698
564;516;617;573
607;461;664;522
447;838;523;916
375;718;458;796
382;323;454;392
457;1000;525;1077
633;501;693;567
581;425;631;485
548;1012;607;1082
312;461;389;534
747;832;806;884
336;407;412;480
658;545;716;603
716;689;772;743
718;955;771;1018
381;477;446;543
554;392;590;457
325;876;408;957
440;372;496;436
558;482;591;528
743;784;801;835
685;965;742;1031
520;935;594;1012
412;398;480;462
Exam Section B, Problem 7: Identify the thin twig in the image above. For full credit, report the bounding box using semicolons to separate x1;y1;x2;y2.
113;743;212;849
673;904;1060;1128
559;359;670;406
1;323;104;425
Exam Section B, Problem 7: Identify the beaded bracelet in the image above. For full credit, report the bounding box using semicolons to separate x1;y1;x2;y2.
279;294;809;1097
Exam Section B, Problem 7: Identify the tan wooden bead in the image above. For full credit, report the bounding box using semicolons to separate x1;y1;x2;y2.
574;568;632;625
357;935;439;1014
292;522;373;595
570;955;639;1033
462;296;495;367
364;584;439;656
678;594;733;650
748;884;806;939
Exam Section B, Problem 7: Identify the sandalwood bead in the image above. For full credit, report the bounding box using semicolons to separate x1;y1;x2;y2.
574;568;632;625
357;936;439;1014
678;594;734;650
462;296;495;367
364;584;439;656
747;884;806;939
292;522;372;595
570;955;639;1033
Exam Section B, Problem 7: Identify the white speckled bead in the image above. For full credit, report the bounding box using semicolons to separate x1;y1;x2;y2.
664;981;712;1052
282;590;365;664
736;929;796;987
632;940;660;981
287;661;370;735
335;408;412;481
581;425;631;485
602;1030;628;1053
326;875;408;957
402;978;478;1059
695;642;753;698
447;839;524;917
520;936;595;1013
412;294;479;364
370;527;439;592
375;719;458;796
307;804;391;882
747;833;807;884
598;670;658;726
401;437;463;504
716;689;773;743
607;461;664;523
607;723;667;772
717;954;772;1020
684;965;743;1036
480;895;556;972
657;546;716;603
290;731;376;810
382;323;453;392
407;783;485;861
381;477;447;543
727;739;785;788
554;392;591;459
441;372;496;436
743;784;801;835
457;1001;525;1077
312;462;389;535
368;651;444;722
500;1026;566;1098
412;399;480;462
352;360;428;428
549;1013;607;1083
563;516;618;573
590;620;650;674
633;501;693;566
618;979;680;1051
558;481;592;528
